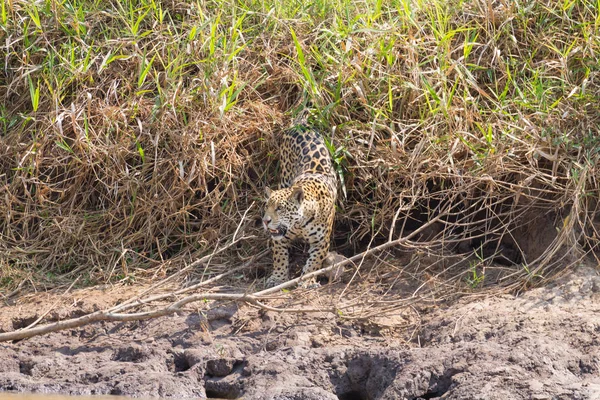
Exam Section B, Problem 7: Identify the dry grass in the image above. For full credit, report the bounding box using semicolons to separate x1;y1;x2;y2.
1;0;599;296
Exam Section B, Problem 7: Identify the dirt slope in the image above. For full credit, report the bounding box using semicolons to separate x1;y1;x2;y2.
1;265;599;400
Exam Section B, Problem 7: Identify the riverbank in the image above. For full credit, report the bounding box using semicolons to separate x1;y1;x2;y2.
1;262;599;399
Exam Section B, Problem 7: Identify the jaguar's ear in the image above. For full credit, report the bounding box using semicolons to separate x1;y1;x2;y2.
291;186;304;204
264;186;272;199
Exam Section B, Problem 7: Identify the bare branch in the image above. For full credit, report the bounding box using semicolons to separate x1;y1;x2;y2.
0;213;446;343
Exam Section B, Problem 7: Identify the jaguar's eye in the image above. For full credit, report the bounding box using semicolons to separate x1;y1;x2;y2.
275;206;282;212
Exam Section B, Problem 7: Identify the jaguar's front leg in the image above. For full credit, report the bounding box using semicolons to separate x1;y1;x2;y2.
299;234;331;288
266;238;290;287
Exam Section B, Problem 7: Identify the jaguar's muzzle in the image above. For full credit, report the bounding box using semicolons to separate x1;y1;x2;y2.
266;225;287;239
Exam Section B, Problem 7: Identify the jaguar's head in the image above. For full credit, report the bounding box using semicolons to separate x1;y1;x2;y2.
262;186;304;240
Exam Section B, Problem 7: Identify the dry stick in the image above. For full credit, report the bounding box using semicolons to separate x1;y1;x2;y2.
111;204;254;311
109;235;254;313
108;248;266;315
0;234;257;342
254;211;446;297
2;279;26;301
197;202;255;283
0;214;445;343
22;276;80;331
0;292;328;342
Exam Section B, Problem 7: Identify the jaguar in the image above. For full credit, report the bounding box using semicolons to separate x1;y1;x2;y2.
262;125;337;287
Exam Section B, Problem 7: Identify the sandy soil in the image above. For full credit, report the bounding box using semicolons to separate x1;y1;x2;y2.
1;263;599;400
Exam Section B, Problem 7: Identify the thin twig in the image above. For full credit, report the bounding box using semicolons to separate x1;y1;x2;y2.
109;234;254;313
108;248;265;315
22;276;80;331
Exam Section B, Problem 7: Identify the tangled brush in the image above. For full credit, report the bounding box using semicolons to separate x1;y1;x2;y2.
1;0;598;295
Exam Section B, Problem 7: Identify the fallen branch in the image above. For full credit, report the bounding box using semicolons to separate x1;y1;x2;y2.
108;236;256;314
254;210;446;296
0;214;445;343
109;203;255;312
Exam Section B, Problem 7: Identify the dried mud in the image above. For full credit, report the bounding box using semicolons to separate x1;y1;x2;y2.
1;265;600;400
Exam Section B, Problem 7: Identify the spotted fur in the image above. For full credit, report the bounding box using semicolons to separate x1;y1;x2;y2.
262;125;337;287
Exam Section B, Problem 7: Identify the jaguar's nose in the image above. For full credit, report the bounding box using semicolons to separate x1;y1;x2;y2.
262;216;271;227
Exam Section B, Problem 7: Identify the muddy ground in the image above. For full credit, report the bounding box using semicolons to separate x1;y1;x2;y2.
1;261;599;400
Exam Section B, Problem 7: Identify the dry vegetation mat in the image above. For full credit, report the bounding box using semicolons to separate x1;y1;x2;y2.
1;0;600;325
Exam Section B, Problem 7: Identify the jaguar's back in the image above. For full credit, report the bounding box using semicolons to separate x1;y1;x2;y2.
278;125;337;201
